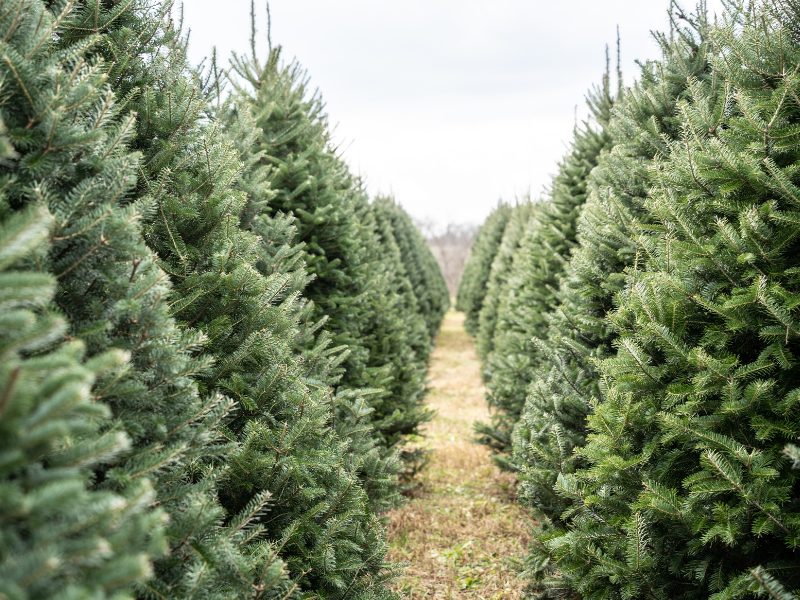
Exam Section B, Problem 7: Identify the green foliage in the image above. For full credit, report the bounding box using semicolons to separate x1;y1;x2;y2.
475;199;535;362
0;204;154;600
0;3;293;598
456;202;513;337
214;88;401;513
367;197;435;448
529;4;800;597
229;46;386;391
229;41;437;487
371;196;450;340
0;0;436;598
511;18;714;598
53;2;399;597
475;78;615;469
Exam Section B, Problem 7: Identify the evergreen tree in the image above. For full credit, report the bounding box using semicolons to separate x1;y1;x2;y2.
371;196;450;340
1;3;294;598
475;198;535;362
229;36;434;474
355;196;432;451
366;198;434;470
229;44;385;394
456;202;512;337
215;85;401;512
0;198;154;600
370;197;433;365
56;2;398;597
542;3;800;597
475;73;615;465
511;11;714;596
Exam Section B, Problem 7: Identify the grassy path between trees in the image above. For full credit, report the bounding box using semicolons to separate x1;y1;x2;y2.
386;310;531;599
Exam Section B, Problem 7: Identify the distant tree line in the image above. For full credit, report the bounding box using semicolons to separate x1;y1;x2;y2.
419;219;479;298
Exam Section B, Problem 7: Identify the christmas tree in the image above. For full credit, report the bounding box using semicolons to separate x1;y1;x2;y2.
229;33;436;477
456;202;512;336
0;192;152;600
475;67;616;467
216;83;401;513
56;2;399;596
512;9;714;596
371;196;450;340
533;2;800;597
367;197;435;471
1;3;293;598
475;198;535;363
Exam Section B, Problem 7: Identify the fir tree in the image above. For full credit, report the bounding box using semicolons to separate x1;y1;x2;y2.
542;3;800;597
371;196;449;341
511;10;714;596
367;197;434;450
370;197;433;365
229;33;434;478
229;44;385;395
456;202;512;337
59;3;400;596
0;197;154;600
475;198;535;362
476;72;615;466
213;84;400;512
1;3;294;598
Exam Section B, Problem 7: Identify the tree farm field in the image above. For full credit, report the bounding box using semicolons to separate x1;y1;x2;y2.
386;310;531;598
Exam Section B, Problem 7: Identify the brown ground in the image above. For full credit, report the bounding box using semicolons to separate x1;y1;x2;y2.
386;310;532;599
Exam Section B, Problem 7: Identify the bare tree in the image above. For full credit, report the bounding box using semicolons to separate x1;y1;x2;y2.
416;218;478;298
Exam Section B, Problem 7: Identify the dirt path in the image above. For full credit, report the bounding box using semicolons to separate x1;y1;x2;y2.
387;310;531;599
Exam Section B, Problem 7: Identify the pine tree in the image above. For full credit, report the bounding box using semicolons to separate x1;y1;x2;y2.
0;194;154;600
370;197;433;365
214;82;401;513
229;34;434;478
475;73;615;466
366;198;434;471
456;202;512;337
542;2;800;597
745;443;800;599
229;44;383;394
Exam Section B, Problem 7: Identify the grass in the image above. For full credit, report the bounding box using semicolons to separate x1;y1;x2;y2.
387;310;531;599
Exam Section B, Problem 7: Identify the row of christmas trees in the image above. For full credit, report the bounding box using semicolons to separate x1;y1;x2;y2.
459;1;800;598
0;1;449;599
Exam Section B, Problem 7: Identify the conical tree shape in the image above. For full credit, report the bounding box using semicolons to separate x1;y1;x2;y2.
475;198;535;363
476;73;615;467
212;88;400;512
371;196;450;340
512;10;715;596
540;3;800;597
1;3;293;598
229;37;434;476
229;46;383;393
357;194;434;448
456;202;512;337
215;92;401;513
370;197;432;366
368;197;436;474
57;2;398;598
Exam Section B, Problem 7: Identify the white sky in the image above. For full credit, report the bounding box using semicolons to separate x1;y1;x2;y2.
176;1;725;227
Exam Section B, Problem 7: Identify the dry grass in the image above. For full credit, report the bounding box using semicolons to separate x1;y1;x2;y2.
387;310;531;599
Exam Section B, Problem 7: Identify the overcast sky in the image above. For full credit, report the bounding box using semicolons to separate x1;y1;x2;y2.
176;1;725;227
